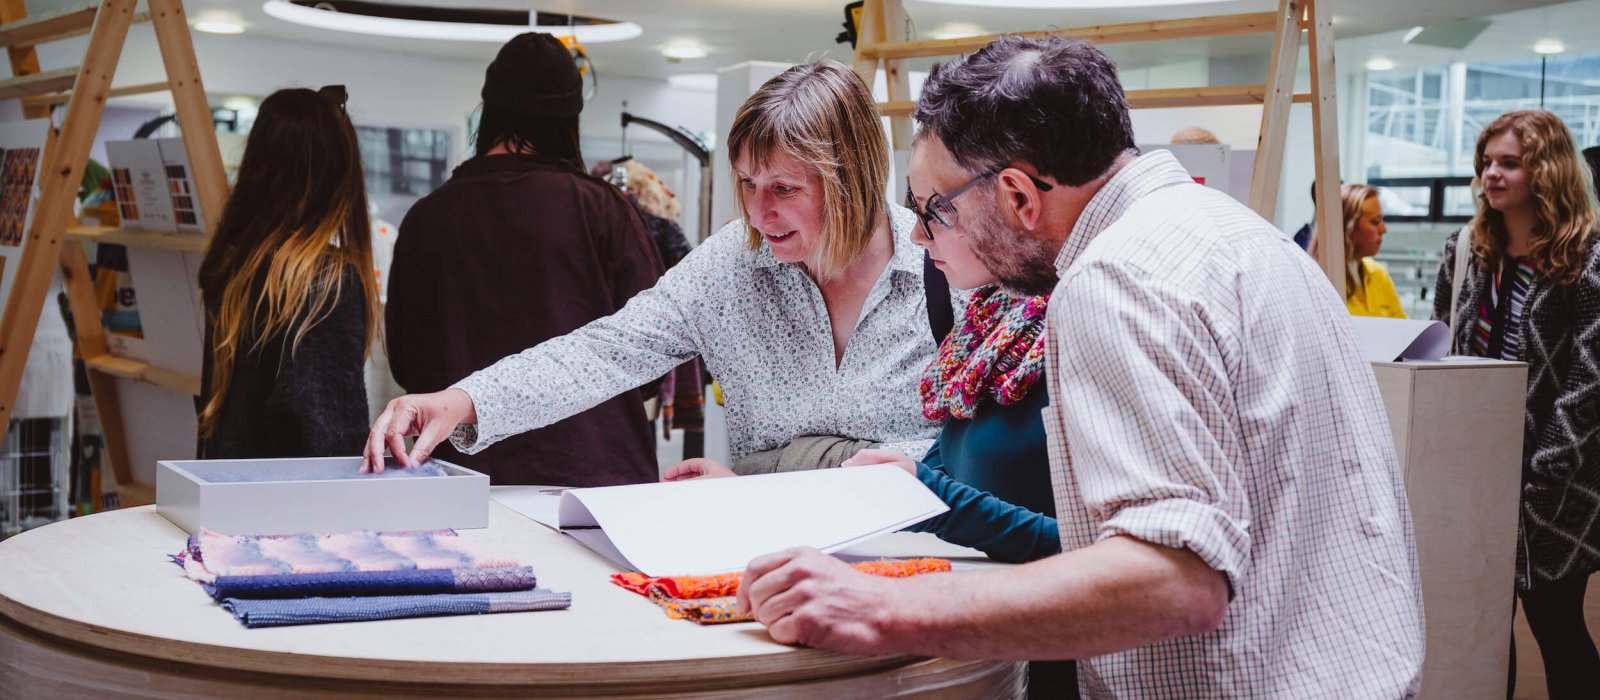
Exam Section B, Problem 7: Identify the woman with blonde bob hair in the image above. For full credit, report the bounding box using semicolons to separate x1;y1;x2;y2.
1311;183;1405;317
1432;109;1600;700
365;59;944;478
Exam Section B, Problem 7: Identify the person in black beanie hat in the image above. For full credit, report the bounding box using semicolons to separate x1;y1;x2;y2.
384;32;666;487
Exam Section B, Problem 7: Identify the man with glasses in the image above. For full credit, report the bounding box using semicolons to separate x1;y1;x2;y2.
739;35;1424;697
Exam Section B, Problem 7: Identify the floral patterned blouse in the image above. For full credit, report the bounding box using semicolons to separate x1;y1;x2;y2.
450;204;943;462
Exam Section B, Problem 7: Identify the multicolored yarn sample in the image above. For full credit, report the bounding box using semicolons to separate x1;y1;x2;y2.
611;558;953;625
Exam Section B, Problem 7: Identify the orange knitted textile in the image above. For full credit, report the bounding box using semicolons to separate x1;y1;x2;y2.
611;558;953;625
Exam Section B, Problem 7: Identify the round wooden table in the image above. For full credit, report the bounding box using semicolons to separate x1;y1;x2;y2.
0;502;1023;698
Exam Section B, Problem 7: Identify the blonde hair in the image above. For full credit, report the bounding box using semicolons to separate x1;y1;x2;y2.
622;160;680;221
1469;110;1599;285
726;60;888;280
1336;183;1380;297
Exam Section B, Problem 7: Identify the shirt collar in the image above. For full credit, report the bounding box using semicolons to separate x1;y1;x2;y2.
1053;150;1196;275
753;202;923;277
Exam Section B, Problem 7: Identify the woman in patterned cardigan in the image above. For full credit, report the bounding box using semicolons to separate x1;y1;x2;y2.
1432;110;1600;700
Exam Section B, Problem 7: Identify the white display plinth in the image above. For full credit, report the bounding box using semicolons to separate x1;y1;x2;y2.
1372;359;1526;700
156;457;488;536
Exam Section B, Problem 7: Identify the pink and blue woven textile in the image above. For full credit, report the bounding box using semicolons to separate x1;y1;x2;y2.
204;566;539;600
220;589;573;628
173;529;519;583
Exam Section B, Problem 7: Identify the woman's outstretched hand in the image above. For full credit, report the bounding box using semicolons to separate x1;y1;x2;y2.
363;388;476;473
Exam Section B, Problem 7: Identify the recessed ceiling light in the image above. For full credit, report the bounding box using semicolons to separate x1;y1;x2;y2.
1534;39;1566;55
261;0;643;44
913;0;1238;7
667;73;717;92
661;43;708;61
1365;57;1395;71
195;20;244;34
929;22;985;40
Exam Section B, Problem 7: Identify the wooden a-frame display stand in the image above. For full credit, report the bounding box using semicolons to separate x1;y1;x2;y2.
851;0;1346;291
0;0;225;506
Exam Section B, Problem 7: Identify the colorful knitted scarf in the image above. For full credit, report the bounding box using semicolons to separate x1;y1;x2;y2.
920;285;1049;421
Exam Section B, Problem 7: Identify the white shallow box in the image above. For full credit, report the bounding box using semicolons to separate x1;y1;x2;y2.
156;457;489;536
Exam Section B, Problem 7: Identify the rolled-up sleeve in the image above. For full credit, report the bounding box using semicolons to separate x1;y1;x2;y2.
1054;259;1251;595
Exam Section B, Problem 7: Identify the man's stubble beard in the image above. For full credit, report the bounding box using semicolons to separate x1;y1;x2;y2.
964;194;1062;297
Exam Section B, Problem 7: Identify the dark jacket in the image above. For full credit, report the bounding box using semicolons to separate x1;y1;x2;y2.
201;263;369;459
1433;229;1600;587
387;155;664;486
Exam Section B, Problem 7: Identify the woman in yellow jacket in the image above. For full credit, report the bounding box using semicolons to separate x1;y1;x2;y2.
1314;183;1406;317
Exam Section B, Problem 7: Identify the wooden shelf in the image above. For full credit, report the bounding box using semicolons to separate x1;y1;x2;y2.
878;87;1311;118
0;66;77;100
67;225;207;252
84;355;200;396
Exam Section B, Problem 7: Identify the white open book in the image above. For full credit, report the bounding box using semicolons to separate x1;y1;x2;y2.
492;465;949;576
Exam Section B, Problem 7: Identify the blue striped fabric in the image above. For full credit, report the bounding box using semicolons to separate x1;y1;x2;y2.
205;566;538;600
220;589;573;628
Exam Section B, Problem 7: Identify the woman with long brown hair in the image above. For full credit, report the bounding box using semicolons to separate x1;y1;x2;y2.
1312;183;1404;317
198;87;379;458
1433;109;1600;700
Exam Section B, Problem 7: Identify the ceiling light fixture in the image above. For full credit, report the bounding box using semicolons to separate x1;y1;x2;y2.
661;43;708;61
194;19;244;34
1401;26;1425;43
261;0;643;44
912;0;1237;8
929;22;985;40
1365;57;1395;71
667;73;717;92
1533;39;1566;55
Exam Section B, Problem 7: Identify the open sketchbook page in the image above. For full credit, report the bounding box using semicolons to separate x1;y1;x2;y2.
493;466;948;576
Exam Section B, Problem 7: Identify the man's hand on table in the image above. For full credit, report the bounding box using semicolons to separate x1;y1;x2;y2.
737;546;905;656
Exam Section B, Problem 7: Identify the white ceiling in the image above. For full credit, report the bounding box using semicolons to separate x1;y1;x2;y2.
25;0;1593;81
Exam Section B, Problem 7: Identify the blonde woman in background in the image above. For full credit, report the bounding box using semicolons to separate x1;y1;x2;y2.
1312;183;1405;318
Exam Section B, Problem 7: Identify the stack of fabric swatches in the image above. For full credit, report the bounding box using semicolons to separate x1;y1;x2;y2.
173;528;571;628
611;558;953;625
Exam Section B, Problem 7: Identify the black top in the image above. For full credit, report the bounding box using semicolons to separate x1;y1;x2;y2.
200;262;369;459
386;154;664;486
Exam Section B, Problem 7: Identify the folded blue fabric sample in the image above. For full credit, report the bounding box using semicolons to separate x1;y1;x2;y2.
221;589;573;628
205;566;538;600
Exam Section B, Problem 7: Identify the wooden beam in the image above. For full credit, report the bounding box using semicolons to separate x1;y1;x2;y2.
0;4;95;48
0;0;43;104
860;11;1280;60
66;225;207;252
60;241;133;487
148;0;227;235
1127;85;1314;109
1249;0;1302;222
0;65;78;99
0;0;137;432
850;0;883;91
21;80;168;109
84;355;201;397
878;88;1311;118
1307;0;1343;293
881;0;911;150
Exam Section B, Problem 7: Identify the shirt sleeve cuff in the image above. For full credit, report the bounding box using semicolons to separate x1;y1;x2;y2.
1097;498;1250;598
447;378;494;454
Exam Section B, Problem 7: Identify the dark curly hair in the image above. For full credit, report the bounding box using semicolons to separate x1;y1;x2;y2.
913;35;1136;186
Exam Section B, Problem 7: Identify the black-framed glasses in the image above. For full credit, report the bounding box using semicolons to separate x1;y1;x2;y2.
905;168;1054;240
